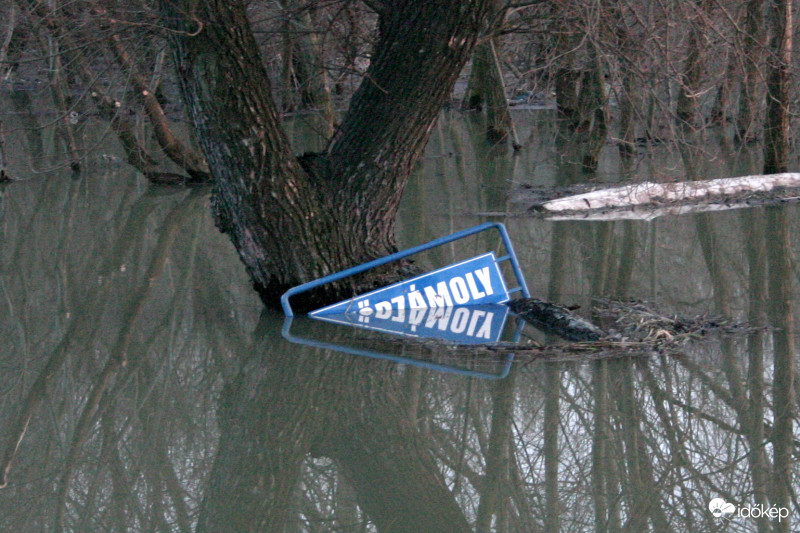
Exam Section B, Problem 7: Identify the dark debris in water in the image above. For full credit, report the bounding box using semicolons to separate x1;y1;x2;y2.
333;299;760;367
592;298;758;342
508;298;604;342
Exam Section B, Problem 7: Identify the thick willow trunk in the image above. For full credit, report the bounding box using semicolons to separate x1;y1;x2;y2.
162;0;491;310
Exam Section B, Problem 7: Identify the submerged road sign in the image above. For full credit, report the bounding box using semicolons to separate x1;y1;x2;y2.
280;223;530;377
280;222;530;317
311;253;510;317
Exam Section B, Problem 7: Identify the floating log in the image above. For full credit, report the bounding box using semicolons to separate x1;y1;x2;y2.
542;199;800;221
508;298;605;342
539;173;800;213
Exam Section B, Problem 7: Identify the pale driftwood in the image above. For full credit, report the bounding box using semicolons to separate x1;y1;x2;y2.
539;173;800;212
543;199;800;221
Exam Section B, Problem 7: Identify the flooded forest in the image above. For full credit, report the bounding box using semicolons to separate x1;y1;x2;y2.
1;1;799;532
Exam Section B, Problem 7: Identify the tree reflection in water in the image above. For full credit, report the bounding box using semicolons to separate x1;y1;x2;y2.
0;114;798;532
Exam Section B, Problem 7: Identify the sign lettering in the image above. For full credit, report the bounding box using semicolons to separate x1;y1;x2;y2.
311;253;509;317
313;304;511;344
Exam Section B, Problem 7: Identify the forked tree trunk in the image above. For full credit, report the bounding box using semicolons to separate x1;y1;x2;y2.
161;0;492;311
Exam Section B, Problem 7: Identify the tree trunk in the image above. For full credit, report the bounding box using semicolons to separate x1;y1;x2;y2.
0;118;7;182
737;0;765;143
463;37;518;147
543;364;561;533
763;0;792;173
742;209;771;533
281;0;335;138
675;17;703;126
161;0;492;311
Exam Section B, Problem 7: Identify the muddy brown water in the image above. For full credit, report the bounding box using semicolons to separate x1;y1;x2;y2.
0;106;797;531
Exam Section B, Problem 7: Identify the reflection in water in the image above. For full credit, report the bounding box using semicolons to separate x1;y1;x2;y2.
0;110;798;531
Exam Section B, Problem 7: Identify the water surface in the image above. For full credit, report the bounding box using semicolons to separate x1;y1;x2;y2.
1;106;798;531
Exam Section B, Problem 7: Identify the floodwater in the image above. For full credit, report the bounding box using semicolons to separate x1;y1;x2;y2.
1;103;798;532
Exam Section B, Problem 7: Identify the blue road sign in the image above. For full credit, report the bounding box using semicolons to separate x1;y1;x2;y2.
310;252;510;318
281;223;529;316
312;303;512;344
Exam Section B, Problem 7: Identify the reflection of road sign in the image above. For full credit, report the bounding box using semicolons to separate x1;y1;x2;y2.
281;316;518;379
311;253;509;317
313;304;511;344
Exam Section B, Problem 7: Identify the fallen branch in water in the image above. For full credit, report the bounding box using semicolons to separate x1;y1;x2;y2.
539;173;800;212
505;173;800;221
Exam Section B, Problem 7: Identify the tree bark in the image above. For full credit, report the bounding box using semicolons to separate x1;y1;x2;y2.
675;1;710;127
0;117;7;182
763;0;792;173
161;0;492;310
463;36;518;147
543;364;561;533
737;0;765;143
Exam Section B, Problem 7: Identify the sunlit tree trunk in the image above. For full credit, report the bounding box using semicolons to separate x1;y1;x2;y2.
161;0;493;310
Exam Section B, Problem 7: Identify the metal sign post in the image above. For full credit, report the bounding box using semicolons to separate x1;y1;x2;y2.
281;222;529;316
280;223;530;378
